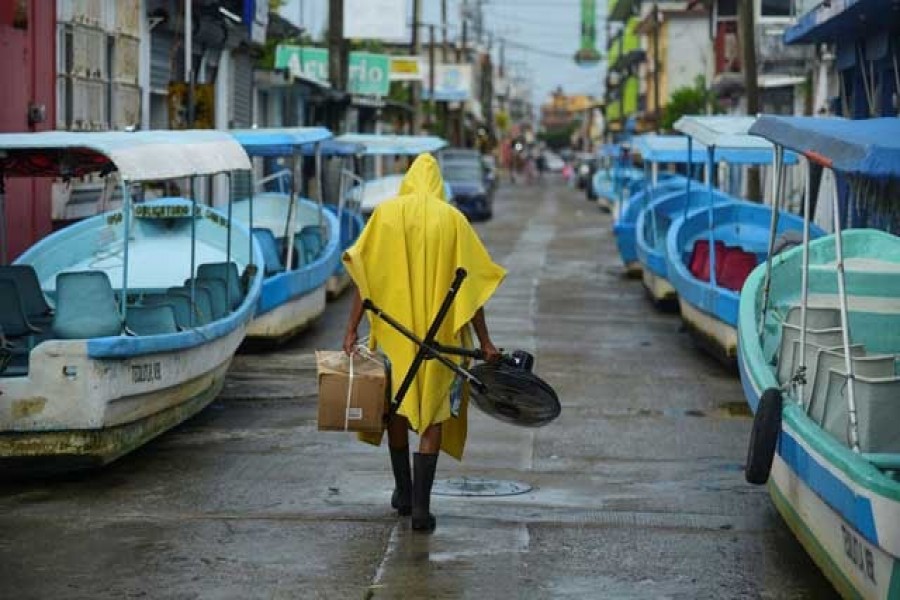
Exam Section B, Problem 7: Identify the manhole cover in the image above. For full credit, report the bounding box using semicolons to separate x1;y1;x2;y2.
432;477;532;497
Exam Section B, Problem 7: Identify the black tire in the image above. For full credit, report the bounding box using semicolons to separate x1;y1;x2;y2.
745;388;783;485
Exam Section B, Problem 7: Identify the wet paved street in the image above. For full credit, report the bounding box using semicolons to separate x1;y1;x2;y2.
0;178;839;599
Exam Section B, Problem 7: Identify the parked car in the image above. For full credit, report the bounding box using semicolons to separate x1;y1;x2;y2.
442;158;493;221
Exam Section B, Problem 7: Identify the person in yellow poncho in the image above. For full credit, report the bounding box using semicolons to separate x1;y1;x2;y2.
342;153;506;533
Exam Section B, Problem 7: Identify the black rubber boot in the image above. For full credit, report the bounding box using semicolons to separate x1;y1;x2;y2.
389;446;412;516
412;452;439;532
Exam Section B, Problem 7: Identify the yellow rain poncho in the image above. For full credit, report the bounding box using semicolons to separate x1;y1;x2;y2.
343;153;506;459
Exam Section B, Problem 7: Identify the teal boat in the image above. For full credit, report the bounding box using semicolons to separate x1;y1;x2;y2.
741;115;900;599
0;130;262;470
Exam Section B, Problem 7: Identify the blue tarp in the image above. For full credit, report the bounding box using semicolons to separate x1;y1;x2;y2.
749;116;900;179
334;133;448;156
785;0;899;45
674;116;798;165
230;127;333;157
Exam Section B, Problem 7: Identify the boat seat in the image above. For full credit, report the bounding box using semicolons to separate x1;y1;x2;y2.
297;225;324;264
52;271;122;339
277;237;302;270
0;265;54;326
803;344;870;419
776;323;845;386
784;305;842;329
252;227;285;277
187;278;228;319
0;279;43;348
125;305;179;336
168;286;213;326
717;247;757;292
197;262;243;310
145;294;191;330
822;371;900;452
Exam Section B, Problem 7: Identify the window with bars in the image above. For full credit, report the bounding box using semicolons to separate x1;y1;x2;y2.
56;3;141;131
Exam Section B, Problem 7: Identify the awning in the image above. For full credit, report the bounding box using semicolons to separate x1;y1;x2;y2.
333;134;448;156
0;130;251;182
785;0;900;45
674;116;798;165
749;115;900;178
229;127;334;157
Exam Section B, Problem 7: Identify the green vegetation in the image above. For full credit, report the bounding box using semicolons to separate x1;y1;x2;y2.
661;75;720;131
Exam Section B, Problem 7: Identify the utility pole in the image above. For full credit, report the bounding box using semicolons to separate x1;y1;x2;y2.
411;0;422;134
441;0;448;62
428;24;436;131
184;0;193;127
652;2;661;133
327;0;348;130
739;0;761;200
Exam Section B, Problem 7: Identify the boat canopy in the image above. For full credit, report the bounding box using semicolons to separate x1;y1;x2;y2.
674;116;798;165
229;127;333;157
749;116;900;179
635;135;707;164
301;139;365;157
334;133;448;156
785;0;898;45
0;130;251;181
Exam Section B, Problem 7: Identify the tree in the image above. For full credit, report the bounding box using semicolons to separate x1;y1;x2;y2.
661;75;719;132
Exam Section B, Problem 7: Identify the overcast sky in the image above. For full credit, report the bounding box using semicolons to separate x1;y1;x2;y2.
278;0;607;109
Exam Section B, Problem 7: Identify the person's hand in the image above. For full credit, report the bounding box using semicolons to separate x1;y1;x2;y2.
480;339;501;363
343;329;358;356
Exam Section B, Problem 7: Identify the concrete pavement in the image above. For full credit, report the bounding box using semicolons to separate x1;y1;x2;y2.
0;177;838;599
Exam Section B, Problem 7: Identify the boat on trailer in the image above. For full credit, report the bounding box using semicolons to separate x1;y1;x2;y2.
741;115;900;599
612;135;701;277
228;128;342;344
0;130;262;472
667;116;816;363
333;133;450;217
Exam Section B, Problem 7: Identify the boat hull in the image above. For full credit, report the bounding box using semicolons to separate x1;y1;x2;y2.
246;287;326;341
327;271;352;299
0;326;244;472
678;298;737;364
641;267;677;304
740;350;900;600
737;230;900;599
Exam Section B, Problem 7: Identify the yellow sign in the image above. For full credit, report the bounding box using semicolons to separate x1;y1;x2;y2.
167;82;215;129
390;56;422;82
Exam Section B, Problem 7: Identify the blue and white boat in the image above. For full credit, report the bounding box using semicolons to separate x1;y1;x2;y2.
741;116;900;599
593;143;642;212
229;128;341;343
631;135;729;303
667;116;815;362
0;130;262;470
334;133;450;217
612;135;699;277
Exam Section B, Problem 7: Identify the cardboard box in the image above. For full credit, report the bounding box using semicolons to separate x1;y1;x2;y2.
316;350;388;433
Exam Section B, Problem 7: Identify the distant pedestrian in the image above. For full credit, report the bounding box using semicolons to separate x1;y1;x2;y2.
342;153;506;533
